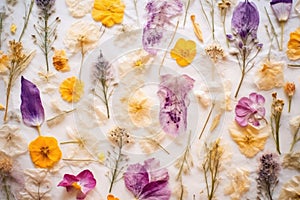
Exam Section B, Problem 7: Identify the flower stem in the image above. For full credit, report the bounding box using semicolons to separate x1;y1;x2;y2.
44;13;50;72
275;113;281;155
288;97;292;113
3;75;13;122
199;101;215;140
108;146;122;193
290;122;300;152
222;11;229;47
280;21;285;51
18;0;34;42
3;177;10;200
60;140;81;145
234;65;245;98
0;13;4;49
36;125;42;136
183;0;191;28
264;7;280;51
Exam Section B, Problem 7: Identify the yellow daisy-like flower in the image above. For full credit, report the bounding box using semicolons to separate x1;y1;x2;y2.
91;0;125;27
170;38;196;67
52;49;70;72
229;122;270;158
287;27;300;60
59;76;84;103
28;136;62;168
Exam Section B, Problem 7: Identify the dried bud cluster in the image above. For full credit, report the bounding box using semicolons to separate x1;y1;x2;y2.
108;127;132;147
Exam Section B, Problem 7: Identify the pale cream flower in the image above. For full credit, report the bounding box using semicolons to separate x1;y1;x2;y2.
205;42;225;63
224;168;250;200
255;59;284;90
0;125;27;156
64;20;103;54
65;0;93;18
194;86;211;108
279;176;300;200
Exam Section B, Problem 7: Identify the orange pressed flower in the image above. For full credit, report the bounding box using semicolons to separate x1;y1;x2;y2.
91;0;125;27
287;27;300;60
29;136;62;168
107;194;119;200
59;76;84;103
170;38;196;67
52;49;70;72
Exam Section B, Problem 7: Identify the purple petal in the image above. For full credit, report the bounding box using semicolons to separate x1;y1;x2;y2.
144;158;169;182
57;174;78;188
139;180;171;200
232;0;259;40
270;0;292;21
20;76;45;127
76;170;96;194
249;92;265;105
124;163;150;197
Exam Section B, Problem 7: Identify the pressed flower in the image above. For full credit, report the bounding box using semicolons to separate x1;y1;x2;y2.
58;169;96;200
107;194;119;200
91;0;125;27
28;136;62;168
20;76;45;129
52;49;70;72
0;103;4;110
158;74;195;136
235;92;266;127
10;23;16;34
287;27;300;60
279;176;300;200
124;158;171;200
190;15;203;42
170;38;196;67
0;125;27;156
59;76;84;103
255;59;284;90
205;42;225;63
289;116;300;152
65;0;93;18
0;51;9;73
284;82;295;112
229;122;270;158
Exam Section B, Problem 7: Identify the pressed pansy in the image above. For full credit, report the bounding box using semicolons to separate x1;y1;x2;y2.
29;136;62;168
52;49;70;72
235;93;266;127
58;169;96;200
124;158;171;200
91;0;125;27
170;38;196;67
59;76;84;103
158;74;195;136
287;27;300;60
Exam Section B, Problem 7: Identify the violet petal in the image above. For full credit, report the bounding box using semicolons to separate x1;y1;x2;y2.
270;0;292;22
20;76;45;127
76;170;96;194
139;180;171;200
57;174;78;188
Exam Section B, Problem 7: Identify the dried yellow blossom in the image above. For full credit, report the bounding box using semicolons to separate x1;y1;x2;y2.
52;49;70;72
59;76;84;103
0;51;9;73
205;42;225;63
279;176;300;200
0;104;4;110
190;15;203;42
287;27;300;60
10;24;17;34
255;59;284;90
224;168;250;200
229;122;270;158
170;38;197;67
0;151;13;174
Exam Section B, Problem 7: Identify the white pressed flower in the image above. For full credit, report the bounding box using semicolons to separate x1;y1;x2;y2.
65;0;93;18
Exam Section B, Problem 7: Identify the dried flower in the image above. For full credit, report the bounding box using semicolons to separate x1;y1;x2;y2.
58;169;96;200
287;27;300;60
65;0;93;18
158;74;195;136
52;49;70;72
256;153;280;200
205;42;225;63
190;15;203;42
142;0;183;55
108;127;132;147
255;59;284;90
124;158;171;200
218;0;234;46
92;0;125;27
36;0;55;11
28;136;62;168
289;116;300;152
170;38;196;67
18;0;34;42
279;176;300;200
228;0;262;97
283;152;300;171
229;122;270;158
59;76;84;103
10;23;16;34
235;92;266;127
0;51;9;73
270;92;284;154
284;82;295;112
107;194;119;200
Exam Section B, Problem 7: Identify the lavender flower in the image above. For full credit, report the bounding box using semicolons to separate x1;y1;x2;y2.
256;153;280;200
36;0;55;12
142;0;183;55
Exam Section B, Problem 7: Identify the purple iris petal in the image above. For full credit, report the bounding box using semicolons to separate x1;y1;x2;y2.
235;92;266;127
124;158;171;200
232;0;259;40
270;0;292;22
157;74;195;136
20;76;45;127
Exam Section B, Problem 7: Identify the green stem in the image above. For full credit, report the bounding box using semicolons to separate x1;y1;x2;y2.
183;0;191;28
0;13;3;50
275;113;281;155
108;145;122;193
102;80;110;119
280;21;285;51
44;13;50;72
288;97;292;113
3;75;12;122
234;53;246;98
18;0;34;42
3;177;10;200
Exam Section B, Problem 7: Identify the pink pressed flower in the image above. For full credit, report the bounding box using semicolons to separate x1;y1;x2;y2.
58;169;96;200
235;93;266;127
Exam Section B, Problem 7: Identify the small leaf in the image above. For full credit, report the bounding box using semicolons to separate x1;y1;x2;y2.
210;112;222;132
190;15;203;42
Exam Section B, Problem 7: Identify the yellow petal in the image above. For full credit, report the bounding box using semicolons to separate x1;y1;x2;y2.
10;24;17;34
0;103;4;110
191;15;203;42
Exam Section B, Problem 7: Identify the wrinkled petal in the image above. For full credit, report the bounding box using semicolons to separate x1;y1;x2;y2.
140;181;170;200
20;76;45;127
77;170;97;194
57;174;78;188
270;0;292;22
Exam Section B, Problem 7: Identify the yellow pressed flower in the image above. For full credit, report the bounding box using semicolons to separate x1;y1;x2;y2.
28;136;62;168
0;104;4;110
107;194;119;200
170;38;196;67
229;122;270;158
52;49;70;72
0;51;9;73
92;0;125;27
59;76;84;103
10;24;17;34
287;27;300;60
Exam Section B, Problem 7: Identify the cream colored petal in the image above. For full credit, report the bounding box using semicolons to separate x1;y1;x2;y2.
65;0;93;18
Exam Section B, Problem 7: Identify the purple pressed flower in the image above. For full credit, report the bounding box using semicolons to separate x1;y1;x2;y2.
235;92;266;127
124;158;171;200
20;76;45;127
58;169;96;200
270;0;292;22
36;0;55;11
157;74;195;136
142;0;183;55
232;0;259;40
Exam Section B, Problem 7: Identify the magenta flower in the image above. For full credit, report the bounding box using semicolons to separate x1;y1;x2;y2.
157;74;195;136
270;0;293;22
58;169;96;200
235;93;266;127
20;76;45;128
124;158;171;200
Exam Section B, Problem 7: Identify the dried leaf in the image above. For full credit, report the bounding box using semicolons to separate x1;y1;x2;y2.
283;152;300;171
210;112;222;132
190;15;203;42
